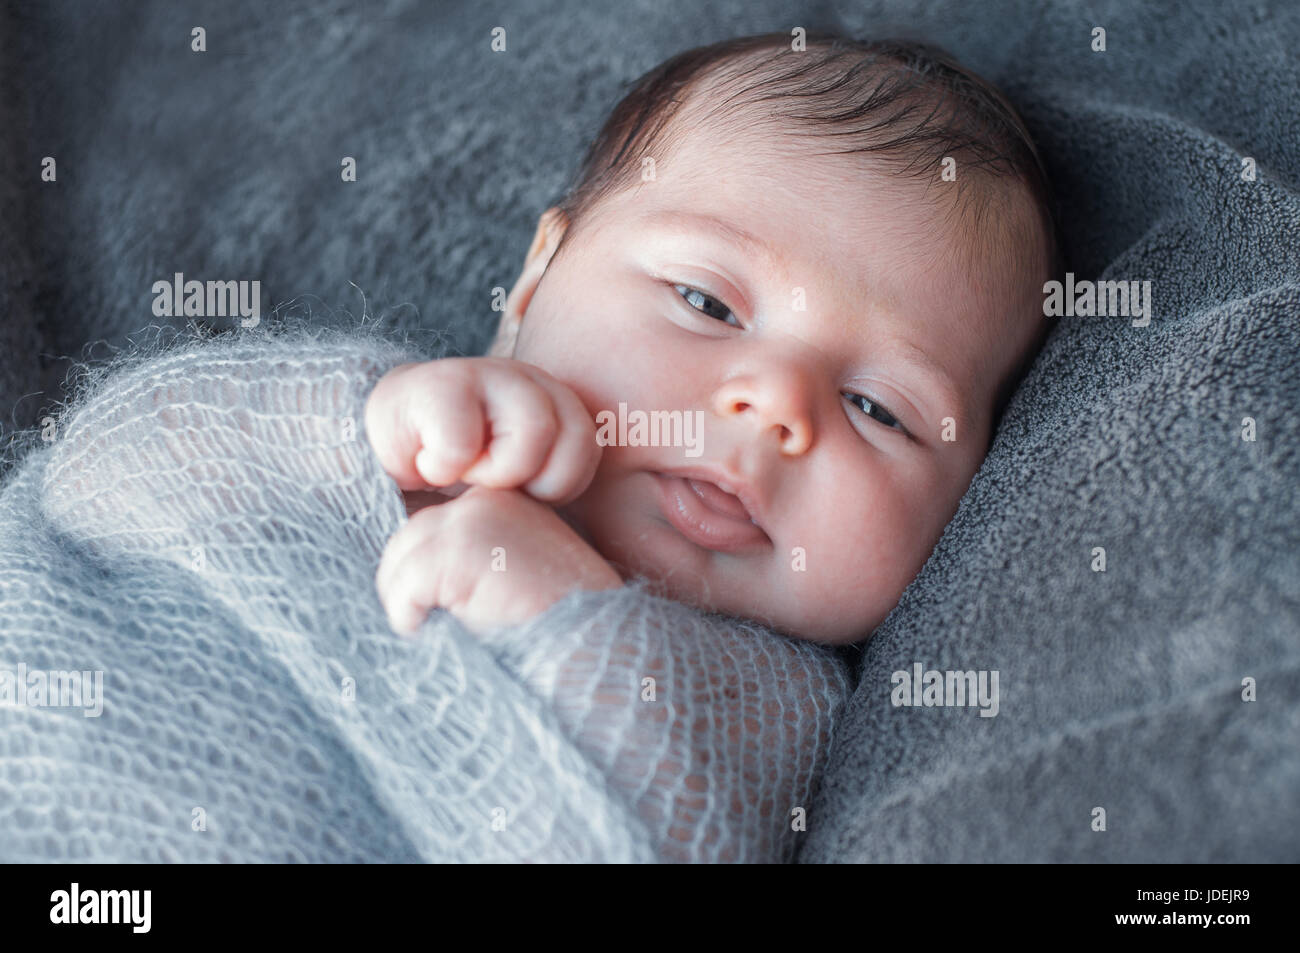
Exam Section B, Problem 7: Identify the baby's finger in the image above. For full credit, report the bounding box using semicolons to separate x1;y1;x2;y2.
407;375;487;488
383;537;468;636
521;375;601;504
383;542;442;635
458;367;559;488
375;507;443;606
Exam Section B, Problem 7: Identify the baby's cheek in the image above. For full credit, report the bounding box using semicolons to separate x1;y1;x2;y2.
802;491;913;622
775;549;886;642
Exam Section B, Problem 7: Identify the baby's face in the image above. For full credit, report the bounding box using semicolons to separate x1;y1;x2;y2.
500;125;1043;643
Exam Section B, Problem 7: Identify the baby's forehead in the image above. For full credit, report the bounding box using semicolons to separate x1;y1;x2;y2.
637;143;1035;302
657;82;1050;268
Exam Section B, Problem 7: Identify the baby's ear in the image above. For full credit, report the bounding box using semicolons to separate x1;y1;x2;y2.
487;312;519;358
493;206;571;358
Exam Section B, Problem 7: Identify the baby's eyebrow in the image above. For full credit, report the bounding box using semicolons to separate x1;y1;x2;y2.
875;339;964;421
637;210;780;269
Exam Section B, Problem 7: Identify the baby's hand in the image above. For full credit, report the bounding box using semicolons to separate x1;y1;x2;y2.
364;357;602;504
375;485;623;636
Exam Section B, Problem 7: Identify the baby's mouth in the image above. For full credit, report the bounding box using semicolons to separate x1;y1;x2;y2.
650;471;772;555
684;477;754;521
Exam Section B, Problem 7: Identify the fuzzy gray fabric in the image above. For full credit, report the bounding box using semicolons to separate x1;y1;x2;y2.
3;0;1297;862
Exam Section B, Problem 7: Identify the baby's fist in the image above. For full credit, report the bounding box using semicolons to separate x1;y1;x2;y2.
375;486;622;636
365;357;602;505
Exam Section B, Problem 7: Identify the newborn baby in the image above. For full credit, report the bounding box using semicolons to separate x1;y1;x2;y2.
368;31;1059;646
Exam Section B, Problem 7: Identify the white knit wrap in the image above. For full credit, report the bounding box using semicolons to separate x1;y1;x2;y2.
0;329;852;862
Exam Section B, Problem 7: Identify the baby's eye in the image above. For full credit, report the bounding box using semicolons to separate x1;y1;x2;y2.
673;284;741;327
844;392;904;432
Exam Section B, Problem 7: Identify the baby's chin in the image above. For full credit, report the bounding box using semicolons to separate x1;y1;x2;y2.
649;569;867;644
576;520;861;643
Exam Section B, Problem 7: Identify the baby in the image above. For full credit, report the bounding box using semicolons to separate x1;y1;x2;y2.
366;31;1060;646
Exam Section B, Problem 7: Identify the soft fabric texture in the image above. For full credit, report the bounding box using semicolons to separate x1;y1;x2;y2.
0;329;850;863
3;0;1297;863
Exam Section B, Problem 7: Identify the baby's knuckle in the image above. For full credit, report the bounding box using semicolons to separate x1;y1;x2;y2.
457;486;519;524
429;355;475;380
406;503;448;536
530;409;560;447
443;491;490;527
459;484;507;509
423;359;479;399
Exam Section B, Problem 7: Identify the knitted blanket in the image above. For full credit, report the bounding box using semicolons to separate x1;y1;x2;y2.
0;329;851;863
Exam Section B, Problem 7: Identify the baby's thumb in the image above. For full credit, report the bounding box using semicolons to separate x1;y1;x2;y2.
415;448;441;484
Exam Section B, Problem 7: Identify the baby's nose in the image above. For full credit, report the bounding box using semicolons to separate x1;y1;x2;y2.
711;368;814;456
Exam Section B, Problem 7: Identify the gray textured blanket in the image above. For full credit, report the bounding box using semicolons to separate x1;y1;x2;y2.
2;0;1297;862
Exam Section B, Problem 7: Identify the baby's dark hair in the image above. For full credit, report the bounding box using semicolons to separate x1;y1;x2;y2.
548;30;1063;436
